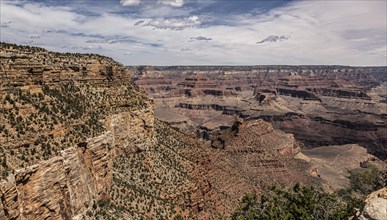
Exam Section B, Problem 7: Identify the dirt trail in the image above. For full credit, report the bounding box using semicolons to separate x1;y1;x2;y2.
329;144;355;165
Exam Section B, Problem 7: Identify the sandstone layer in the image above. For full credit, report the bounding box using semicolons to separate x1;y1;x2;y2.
0;43;155;219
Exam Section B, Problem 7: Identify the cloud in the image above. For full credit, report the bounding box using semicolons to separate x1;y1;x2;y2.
0;0;385;66
0;21;12;28
0;3;82;32
256;35;289;44
120;0;141;6
134;20;145;26
190;36;212;41
82;45;103;50
143;16;201;30
159;0;185;7
86;39;125;44
29;34;41;39
120;0;185;8
21;40;34;44
124;52;131;55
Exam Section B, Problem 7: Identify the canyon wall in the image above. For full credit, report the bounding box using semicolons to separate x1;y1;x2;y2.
1;43;382;219
132;65;387;159
0;44;319;219
0;43;154;219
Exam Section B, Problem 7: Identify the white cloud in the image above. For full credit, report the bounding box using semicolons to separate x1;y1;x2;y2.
0;0;385;66
29;34;41;39
120;0;141;6
190;36;212;41
159;0;185;7
0;21;12;28
142;16;201;30
256;35;289;44
121;0;185;8
0;3;81;32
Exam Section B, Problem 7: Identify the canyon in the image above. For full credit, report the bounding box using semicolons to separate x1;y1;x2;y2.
0;43;385;219
132;65;387;160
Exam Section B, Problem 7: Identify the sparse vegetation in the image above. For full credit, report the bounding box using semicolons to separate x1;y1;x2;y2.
232;164;387;220
96;120;194;219
1;42;385;220
0;42;151;178
348;165;386;195
232;184;354;220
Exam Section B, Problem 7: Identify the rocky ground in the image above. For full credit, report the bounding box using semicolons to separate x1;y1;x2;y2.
300;144;386;191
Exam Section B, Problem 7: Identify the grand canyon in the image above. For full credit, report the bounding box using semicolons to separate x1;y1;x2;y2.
0;43;385;219
132;65;387;160
1;0;386;219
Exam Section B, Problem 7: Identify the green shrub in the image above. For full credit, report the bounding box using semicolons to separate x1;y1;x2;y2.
232;184;353;220
348;166;386;195
174;214;184;220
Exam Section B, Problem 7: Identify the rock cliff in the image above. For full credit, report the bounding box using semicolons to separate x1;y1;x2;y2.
0;42;154;219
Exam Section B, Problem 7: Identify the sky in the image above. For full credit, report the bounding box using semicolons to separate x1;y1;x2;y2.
0;0;386;66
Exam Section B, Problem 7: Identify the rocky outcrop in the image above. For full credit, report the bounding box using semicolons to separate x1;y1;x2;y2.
0;44;131;90
108;110;155;155
0;111;154;220
0;43;154;219
309;88;370;99
187;118;318;218
177;103;242;115
359;187;387;220
276;88;321;101
0;177;20;219
0;106;155;220
9;132;112;220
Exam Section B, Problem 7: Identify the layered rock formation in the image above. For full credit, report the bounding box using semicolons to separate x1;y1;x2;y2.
132;65;387;159
3;43;383;219
0;43;322;219
0;133;113;220
0;43;155;219
160;118;319;219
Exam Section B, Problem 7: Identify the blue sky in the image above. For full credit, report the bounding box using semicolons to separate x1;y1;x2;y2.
1;0;386;66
